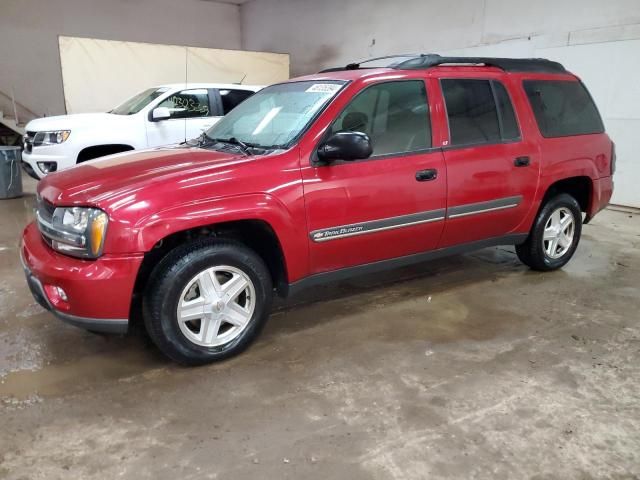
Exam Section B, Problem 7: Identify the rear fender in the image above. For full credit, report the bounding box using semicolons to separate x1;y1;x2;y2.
517;160;598;232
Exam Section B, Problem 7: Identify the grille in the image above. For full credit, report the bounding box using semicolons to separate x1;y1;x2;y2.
24;131;36;153
36;196;56;247
37;196;56;223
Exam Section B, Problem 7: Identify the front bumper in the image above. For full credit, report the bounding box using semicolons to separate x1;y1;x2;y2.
22;161;41;181
21;222;144;334
22;263;129;334
22;149;72;179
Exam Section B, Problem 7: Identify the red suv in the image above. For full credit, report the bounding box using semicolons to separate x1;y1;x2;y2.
21;54;614;364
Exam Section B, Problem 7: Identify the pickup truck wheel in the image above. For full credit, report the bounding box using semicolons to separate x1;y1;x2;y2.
516;193;582;271
143;239;273;365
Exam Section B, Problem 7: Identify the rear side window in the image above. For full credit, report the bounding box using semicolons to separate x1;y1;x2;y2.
329;80;431;156
441;79;500;145
523;80;604;137
219;89;255;115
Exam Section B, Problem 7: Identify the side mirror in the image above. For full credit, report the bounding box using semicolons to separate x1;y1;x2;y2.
317;131;373;163
151;107;171;121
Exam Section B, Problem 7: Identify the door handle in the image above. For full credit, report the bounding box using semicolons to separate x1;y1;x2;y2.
514;156;530;167
415;168;438;182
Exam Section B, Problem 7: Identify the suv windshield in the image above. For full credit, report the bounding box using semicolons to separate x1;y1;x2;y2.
204;80;346;149
111;87;169;115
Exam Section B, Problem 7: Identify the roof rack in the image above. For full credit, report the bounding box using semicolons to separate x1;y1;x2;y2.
319;53;567;74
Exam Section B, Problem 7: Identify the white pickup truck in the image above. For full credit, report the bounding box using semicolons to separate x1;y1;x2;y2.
22;83;262;179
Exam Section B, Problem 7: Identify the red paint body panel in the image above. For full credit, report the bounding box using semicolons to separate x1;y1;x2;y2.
21;222;142;319
21;64;614;323
298;77;446;272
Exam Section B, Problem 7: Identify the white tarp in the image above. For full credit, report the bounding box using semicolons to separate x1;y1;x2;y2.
58;36;289;114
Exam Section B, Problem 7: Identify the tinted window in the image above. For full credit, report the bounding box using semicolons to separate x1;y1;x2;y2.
329;80;431;156
442;79;500;145
219;89;255;115
523;80;604;137
493;81;520;140
157;89;210;119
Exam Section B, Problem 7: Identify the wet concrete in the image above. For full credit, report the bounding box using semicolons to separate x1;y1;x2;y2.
1;173;639;479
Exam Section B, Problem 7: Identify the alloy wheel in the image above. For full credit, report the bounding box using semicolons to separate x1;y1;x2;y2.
543;207;575;259
176;265;256;347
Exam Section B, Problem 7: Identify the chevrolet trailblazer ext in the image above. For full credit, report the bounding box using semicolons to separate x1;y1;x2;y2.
21;54;614;365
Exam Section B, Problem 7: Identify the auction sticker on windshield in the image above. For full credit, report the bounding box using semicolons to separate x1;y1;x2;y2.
305;83;342;93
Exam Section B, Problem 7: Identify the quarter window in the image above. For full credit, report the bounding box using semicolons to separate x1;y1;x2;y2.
523;80;604;137
329;80;431;156
156;89;211;119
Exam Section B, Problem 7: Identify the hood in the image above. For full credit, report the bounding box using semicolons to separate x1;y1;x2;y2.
38;146;254;211
25;112;133;132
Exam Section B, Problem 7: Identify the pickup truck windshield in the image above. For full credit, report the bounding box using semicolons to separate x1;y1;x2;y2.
204;80;346;149
111;87;169;115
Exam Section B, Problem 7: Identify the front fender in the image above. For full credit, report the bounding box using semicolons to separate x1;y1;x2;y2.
135;193;309;282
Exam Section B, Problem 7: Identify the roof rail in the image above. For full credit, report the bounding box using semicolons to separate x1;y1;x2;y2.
319;53;567;74
319;54;423;72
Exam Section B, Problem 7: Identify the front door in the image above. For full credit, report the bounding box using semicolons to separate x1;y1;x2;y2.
145;88;216;146
301;79;447;274
437;77;540;247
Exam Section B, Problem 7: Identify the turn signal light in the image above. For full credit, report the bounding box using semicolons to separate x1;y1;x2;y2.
90;212;108;256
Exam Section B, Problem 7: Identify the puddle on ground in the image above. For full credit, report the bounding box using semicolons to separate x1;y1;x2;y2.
0;242;575;403
0;335;170;401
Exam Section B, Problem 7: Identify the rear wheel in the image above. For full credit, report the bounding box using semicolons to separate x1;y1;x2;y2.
516;193;582;271
143;239;272;365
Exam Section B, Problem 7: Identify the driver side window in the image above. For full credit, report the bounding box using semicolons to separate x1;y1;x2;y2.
157;89;211;119
329;80;431;157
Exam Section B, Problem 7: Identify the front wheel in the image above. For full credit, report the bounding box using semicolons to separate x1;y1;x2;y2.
516;193;582;271
143;239;273;365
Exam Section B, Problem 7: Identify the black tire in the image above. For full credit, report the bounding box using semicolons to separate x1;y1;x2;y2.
142;239;273;365
516;193;582;271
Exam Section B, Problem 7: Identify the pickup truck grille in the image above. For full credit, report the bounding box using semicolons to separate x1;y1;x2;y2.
23;131;36;153
36;196;56;247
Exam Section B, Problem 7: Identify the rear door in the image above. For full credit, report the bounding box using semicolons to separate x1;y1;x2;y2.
301;79;447;274
217;88;256;116
437;76;540;247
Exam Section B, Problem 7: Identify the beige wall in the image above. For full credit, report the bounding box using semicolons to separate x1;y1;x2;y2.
240;0;640;207
241;0;640;76
0;0;242;118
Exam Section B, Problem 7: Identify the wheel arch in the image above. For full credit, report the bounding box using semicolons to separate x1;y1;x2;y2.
77;144;135;163
517;174;596;235
541;176;593;214
128;216;292;331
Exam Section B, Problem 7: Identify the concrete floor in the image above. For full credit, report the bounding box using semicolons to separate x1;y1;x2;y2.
1;173;639;479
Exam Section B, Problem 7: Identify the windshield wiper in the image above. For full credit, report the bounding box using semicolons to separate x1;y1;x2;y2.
209;137;254;156
179;132;210;147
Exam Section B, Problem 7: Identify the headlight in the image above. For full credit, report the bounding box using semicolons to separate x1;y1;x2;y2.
33;130;71;146
42;207;109;258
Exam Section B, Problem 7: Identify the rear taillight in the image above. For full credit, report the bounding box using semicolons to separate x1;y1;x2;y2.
611;142;616;175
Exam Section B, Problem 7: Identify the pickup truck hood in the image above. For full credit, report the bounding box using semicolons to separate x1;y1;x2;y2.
38;146;253;210
25;112;133;132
